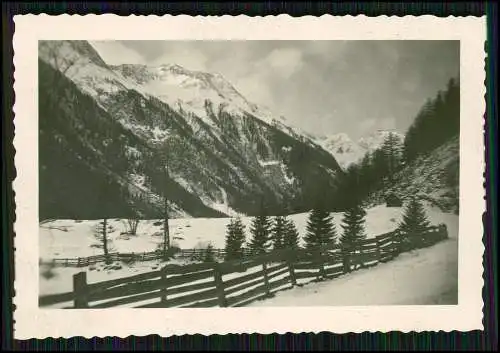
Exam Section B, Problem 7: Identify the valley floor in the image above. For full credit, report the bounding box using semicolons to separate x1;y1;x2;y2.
39;204;458;307
39;205;411;260
248;236;458;306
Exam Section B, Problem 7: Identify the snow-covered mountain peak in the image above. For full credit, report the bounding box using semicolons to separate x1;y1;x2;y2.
315;133;365;170
319;132;353;145
39;42;344;219
39;40;299;138
110;62;286;129
314;130;405;170
358;130;404;150
113;62;241;99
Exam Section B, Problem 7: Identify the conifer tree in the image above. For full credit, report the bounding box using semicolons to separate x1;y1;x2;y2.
304;207;336;252
283;217;300;250
398;198;431;248
340;204;367;253
403;77;460;162
381;132;403;181
224;217;246;261
203;242;215;263
358;152;374;195
271;216;286;250
248;213;272;255
371;147;390;185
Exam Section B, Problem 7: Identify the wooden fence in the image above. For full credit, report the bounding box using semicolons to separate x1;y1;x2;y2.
40;248;258;268
39;225;448;309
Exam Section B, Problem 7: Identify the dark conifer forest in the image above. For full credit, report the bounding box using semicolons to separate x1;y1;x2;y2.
332;77;460;208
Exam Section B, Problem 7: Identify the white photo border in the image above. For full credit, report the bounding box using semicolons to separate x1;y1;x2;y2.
12;14;486;339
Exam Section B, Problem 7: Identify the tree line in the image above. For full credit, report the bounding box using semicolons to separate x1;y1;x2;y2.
403;77;459;163
223;198;433;262
335;131;404;208
334;77;459;208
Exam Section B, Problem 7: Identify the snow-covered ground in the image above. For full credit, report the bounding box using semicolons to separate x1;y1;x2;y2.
247;206;459;306
39;204;457;306
39;205;406;260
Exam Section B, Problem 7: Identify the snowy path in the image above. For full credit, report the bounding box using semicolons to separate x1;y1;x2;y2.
248;238;458;306
248;210;459;306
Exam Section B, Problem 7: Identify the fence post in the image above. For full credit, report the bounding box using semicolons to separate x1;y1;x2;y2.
213;263;227;307
375;238;381;263
342;249;351;274
160;267;168;306
73;272;88;308
262;262;271;297
396;230;405;256
319;248;327;280
287;251;297;287
440;224;448;240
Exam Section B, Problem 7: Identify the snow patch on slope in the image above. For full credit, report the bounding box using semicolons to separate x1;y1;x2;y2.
111;63;279;128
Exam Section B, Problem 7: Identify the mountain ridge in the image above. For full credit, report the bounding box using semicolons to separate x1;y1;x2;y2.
38;40;343;220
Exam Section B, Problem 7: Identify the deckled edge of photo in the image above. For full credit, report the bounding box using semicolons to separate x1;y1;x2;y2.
12;14;487;339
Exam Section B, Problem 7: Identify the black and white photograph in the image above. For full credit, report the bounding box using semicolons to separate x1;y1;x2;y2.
37;39;461;309
11;14;487;339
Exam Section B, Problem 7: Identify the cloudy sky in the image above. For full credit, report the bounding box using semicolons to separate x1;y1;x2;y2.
91;40;459;140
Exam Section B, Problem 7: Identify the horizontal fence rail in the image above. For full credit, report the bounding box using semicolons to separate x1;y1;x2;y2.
40;248;258;268
39;225;448;309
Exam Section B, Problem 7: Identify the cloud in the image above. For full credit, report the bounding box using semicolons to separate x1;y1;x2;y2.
90;41;144;65
358;117;397;135
150;46;209;71
110;41;210;71
263;48;303;78
234;75;274;110
226;47;304;113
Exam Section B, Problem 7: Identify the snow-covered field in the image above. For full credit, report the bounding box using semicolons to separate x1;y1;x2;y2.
248;206;459;306
40;205;406;260
39;204;458;306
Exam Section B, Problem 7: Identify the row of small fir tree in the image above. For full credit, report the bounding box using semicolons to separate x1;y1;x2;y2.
224;197;432;262
224;214;300;261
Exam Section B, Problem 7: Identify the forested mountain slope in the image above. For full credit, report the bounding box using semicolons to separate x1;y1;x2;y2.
39;40;343;220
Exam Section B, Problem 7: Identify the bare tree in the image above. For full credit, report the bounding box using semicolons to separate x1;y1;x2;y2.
126;218;141;235
92;218;116;263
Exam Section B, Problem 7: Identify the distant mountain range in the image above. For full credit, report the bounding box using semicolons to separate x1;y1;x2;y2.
313;130;405;170
38;40;343;220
